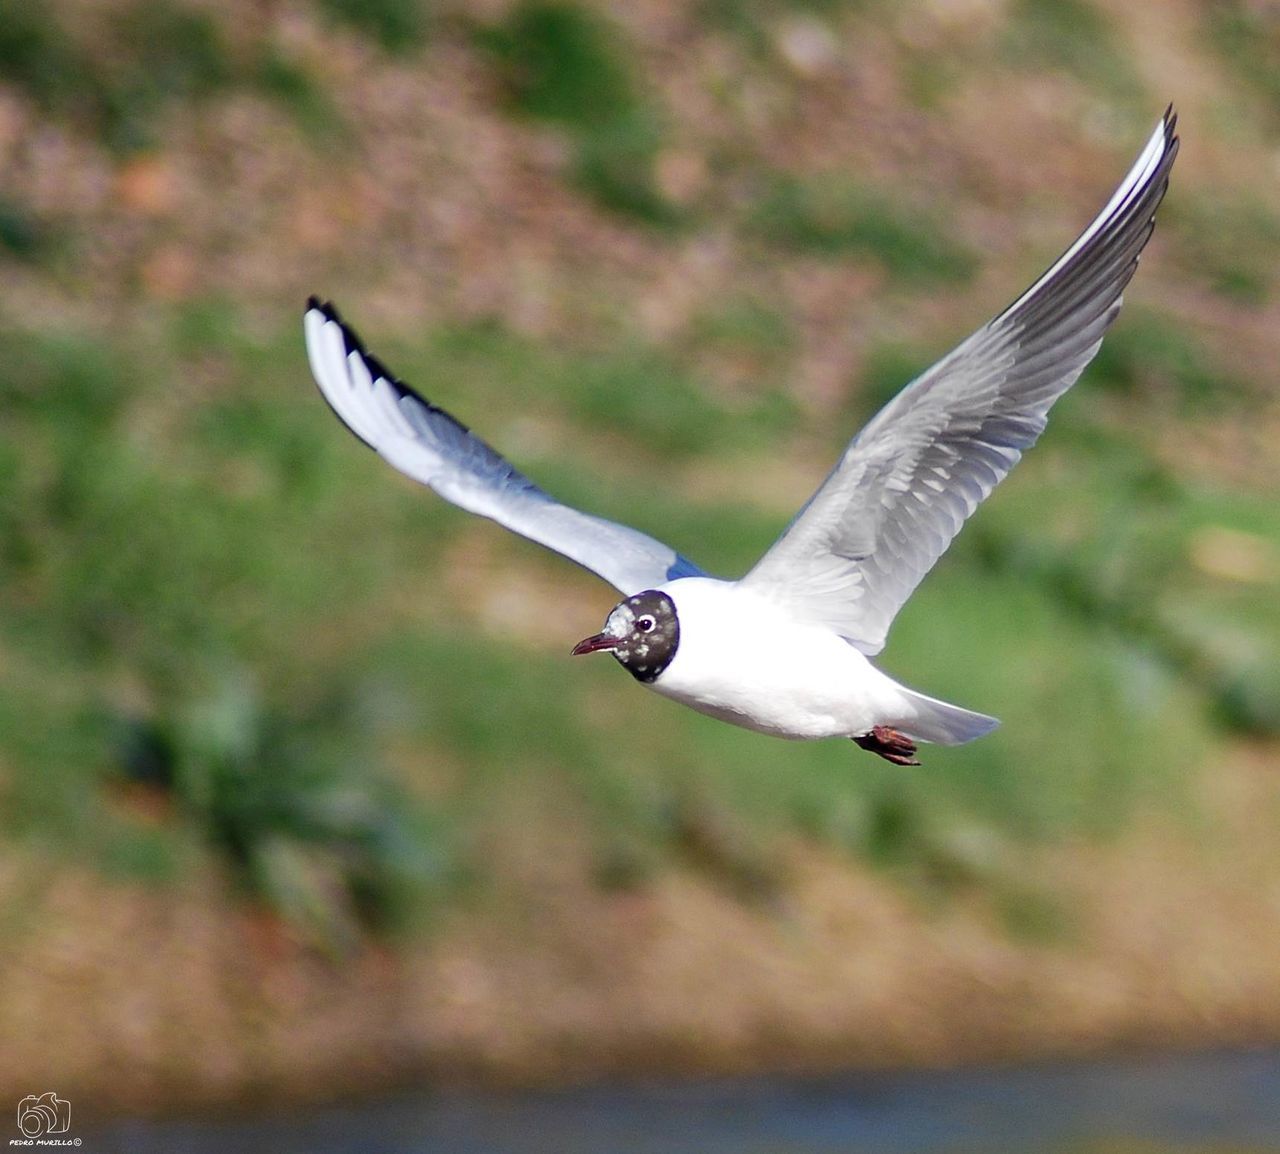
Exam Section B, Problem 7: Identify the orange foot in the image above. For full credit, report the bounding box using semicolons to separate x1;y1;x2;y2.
852;725;920;766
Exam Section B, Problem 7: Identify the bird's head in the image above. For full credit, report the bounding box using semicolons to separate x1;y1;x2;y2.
571;589;680;683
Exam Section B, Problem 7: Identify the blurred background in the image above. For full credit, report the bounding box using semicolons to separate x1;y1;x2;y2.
1;0;1279;1144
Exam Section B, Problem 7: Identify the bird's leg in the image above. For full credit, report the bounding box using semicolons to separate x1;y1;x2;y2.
853;726;921;766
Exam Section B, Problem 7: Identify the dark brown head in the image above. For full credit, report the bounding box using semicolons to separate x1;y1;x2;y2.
571;590;679;683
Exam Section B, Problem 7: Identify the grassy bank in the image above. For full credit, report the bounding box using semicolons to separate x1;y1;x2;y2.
0;0;1279;1114
1;300;1274;949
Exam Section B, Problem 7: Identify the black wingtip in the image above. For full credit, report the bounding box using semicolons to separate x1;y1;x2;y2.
307;295;380;368
1163;103;1179;153
307;294;340;321
303;296;476;440
307;295;395;379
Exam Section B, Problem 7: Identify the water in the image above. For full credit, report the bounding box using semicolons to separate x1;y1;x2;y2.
92;1048;1280;1153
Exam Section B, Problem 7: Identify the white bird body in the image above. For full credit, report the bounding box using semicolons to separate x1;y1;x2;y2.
303;109;1179;764
648;577;987;744
646;577;898;739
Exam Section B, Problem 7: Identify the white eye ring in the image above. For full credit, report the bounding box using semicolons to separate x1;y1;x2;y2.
636;615;656;633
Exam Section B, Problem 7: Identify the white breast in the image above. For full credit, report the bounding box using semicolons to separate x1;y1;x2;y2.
647;577;909;739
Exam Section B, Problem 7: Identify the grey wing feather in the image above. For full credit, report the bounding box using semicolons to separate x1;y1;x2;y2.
304;300;704;595
741;108;1179;654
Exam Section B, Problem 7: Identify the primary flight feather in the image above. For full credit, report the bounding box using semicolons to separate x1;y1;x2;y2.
305;108;1178;764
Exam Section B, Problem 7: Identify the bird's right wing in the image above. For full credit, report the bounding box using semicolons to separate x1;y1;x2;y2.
304;300;705;595
740;109;1179;654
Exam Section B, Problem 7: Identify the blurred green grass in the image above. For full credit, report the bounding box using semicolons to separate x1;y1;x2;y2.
1001;0;1146;110
1165;194;1280;306
746;175;978;285
1205;0;1280;125
0;0;1275;949
0;0;340;152
1;298;1275;943
478;1;680;223
317;0;428;52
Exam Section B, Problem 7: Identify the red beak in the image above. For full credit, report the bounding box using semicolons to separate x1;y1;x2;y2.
571;632;618;656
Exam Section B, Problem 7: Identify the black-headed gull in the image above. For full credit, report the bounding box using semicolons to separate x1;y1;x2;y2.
305;108;1178;765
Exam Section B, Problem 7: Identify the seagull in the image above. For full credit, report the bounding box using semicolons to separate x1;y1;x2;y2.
304;108;1178;766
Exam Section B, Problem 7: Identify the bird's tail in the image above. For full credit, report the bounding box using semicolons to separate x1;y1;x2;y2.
895;687;1000;746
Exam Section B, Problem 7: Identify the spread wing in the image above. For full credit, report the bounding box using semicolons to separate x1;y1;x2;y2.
304;299;704;594
740;108;1179;655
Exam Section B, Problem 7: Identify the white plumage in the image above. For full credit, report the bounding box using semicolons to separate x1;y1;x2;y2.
304;109;1179;764
642;577;997;744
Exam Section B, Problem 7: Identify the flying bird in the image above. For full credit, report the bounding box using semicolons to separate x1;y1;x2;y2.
304;108;1178;765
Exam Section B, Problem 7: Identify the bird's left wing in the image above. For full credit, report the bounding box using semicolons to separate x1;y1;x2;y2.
740;108;1179;655
304;300;704;594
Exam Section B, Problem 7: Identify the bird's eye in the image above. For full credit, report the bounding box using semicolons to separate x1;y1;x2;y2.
636;615;656;633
